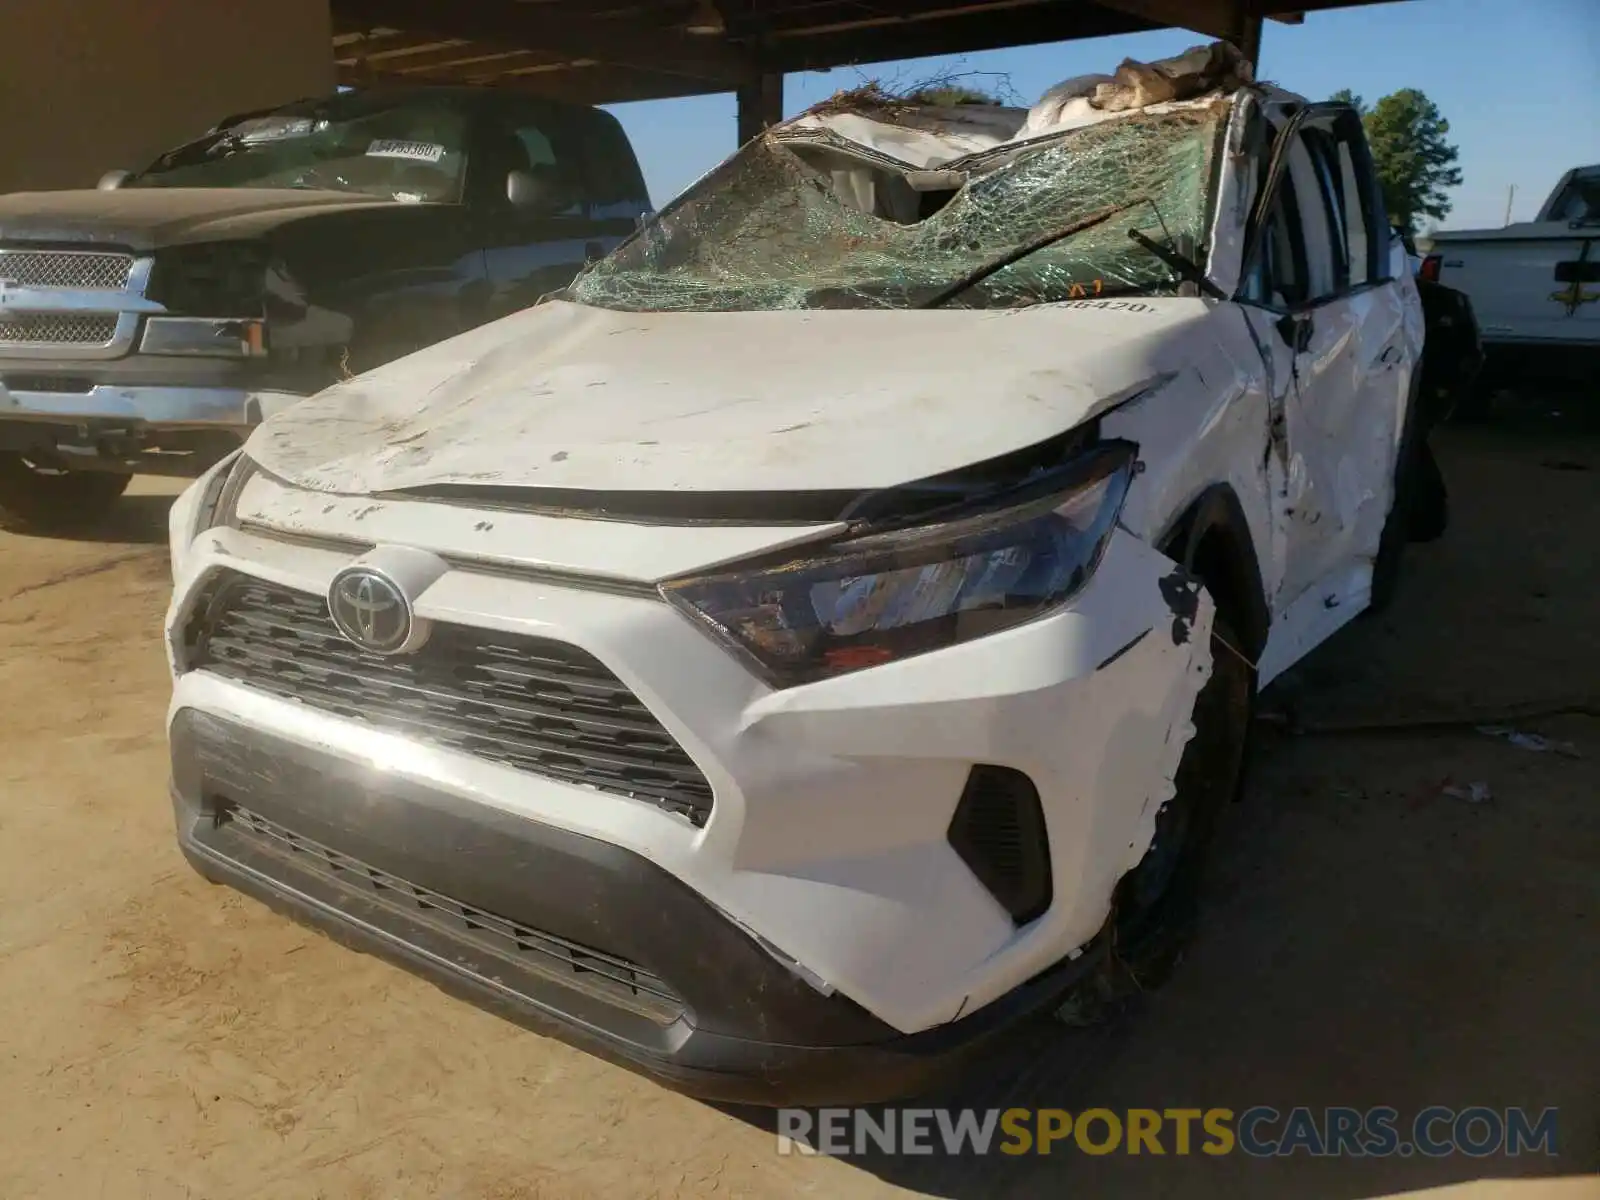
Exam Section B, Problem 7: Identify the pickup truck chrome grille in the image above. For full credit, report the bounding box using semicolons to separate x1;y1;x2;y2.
0;249;134;291
0;313;119;346
183;570;717;826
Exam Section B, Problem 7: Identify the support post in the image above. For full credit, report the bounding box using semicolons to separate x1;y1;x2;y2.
736;69;783;146
1232;1;1264;74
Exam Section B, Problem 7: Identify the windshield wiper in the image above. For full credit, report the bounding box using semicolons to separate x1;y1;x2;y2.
1127;228;1226;300
920;197;1150;310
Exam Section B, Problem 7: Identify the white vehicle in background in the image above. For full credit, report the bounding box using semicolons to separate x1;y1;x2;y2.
1425;164;1600;397
163;44;1438;1105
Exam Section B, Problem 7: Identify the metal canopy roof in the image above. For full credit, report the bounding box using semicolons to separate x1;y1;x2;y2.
330;0;1395;106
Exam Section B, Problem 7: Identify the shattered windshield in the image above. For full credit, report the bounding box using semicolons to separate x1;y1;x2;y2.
128;93;469;203
571;101;1225;312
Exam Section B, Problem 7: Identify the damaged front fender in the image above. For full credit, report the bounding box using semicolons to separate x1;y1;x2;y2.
720;529;1214;1033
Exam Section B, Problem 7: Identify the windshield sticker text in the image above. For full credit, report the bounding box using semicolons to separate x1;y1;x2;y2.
1061;300;1158;313
366;140;446;164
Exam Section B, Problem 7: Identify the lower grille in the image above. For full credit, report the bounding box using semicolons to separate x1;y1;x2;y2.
0;312;118;346
225;804;686;1023
184;570;716;825
1;374;94;394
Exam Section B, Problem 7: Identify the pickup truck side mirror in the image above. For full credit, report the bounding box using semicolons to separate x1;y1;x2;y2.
97;169;131;191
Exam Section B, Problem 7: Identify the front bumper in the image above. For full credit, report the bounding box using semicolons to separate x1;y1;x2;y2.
165;500;1214;1099
172;710;1108;1106
0;383;304;473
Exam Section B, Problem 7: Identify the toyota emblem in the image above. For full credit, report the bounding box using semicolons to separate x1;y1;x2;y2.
328;567;413;654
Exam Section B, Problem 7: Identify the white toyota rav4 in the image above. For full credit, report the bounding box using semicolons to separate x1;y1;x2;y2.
164;46;1429;1105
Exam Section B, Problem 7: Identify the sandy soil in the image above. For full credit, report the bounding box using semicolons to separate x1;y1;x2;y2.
0;416;1595;1200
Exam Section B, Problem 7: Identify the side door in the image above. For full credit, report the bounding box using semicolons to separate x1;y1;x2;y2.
1238;105;1414;613
472;99;608;321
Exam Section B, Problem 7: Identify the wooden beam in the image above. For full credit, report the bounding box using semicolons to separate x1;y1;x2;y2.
330;0;750;84
736;71;784;144
336;61;737;107
1092;0;1243;41
763;2;1160;73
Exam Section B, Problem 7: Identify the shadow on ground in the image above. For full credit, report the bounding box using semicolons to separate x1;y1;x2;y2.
720;399;1600;1199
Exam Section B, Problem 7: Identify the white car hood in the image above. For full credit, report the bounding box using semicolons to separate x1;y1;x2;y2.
248;298;1209;497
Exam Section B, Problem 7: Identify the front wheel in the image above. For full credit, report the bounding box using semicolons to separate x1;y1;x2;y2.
0;454;131;534
1058;615;1254;1027
1111;615;1254;989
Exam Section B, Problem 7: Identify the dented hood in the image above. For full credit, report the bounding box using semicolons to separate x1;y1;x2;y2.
248;298;1209;497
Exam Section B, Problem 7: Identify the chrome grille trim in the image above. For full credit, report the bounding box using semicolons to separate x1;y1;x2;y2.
0;312;119;346
0;251;156;359
0;248;134;291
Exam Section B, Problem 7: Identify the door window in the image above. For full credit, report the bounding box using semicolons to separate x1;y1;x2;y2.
1246;115;1387;307
1283;137;1340;301
1242;154;1311;309
485;104;588;216
1305;112;1387;287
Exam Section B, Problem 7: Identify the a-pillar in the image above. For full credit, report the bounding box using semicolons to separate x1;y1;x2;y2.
736;69;784;146
0;0;334;193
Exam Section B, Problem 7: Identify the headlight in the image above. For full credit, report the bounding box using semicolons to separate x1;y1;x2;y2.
660;441;1137;687
168;451;250;580
141;316;267;358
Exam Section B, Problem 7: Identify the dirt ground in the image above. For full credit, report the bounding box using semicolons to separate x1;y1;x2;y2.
1;407;1595;1200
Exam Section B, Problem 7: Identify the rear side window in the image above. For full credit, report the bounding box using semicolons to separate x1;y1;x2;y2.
1548;174;1600;223
572;108;650;211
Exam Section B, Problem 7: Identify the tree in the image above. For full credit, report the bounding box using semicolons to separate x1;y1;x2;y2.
1330;88;1462;233
905;83;1005;107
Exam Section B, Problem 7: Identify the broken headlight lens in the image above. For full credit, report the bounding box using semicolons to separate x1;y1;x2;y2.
661;442;1136;687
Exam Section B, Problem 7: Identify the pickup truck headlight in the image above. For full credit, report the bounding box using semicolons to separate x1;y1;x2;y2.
141;316;267;358
661;441;1136;687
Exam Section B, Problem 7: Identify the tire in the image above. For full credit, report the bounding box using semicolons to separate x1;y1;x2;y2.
1108;615;1254;992
1406;439;1449;543
1449;378;1494;424
0;453;131;534
1369;381;1427;614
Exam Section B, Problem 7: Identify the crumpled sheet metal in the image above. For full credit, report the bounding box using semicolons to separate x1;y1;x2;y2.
570;102;1224;313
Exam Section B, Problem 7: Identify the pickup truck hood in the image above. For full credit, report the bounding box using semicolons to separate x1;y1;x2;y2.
0;187;399;250
248;297;1211;497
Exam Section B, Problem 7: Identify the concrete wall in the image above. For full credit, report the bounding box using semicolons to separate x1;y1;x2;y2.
0;0;333;194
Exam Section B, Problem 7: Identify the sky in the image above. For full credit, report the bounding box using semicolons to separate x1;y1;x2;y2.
604;0;1600;232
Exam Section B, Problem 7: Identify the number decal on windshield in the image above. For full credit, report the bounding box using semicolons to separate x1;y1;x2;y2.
1062;299;1157;313
366;140;446;164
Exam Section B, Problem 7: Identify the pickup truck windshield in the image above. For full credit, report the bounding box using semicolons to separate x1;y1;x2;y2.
128;94;469;203
572;102;1224;312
